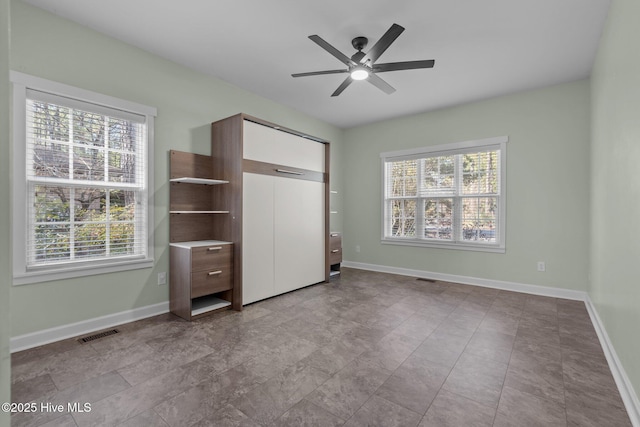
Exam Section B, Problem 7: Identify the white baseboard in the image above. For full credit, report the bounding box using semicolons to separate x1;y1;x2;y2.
585;296;640;427
342;260;639;426
342;261;587;301
10;301;170;353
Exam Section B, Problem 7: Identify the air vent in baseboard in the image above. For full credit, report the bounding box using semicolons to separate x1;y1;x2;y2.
416;277;436;283
78;329;119;343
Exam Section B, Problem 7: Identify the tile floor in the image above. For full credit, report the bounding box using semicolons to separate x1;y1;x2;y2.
10;268;633;426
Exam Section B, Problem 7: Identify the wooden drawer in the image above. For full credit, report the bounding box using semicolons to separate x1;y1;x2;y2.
329;232;342;265
191;268;233;298
191;244;232;272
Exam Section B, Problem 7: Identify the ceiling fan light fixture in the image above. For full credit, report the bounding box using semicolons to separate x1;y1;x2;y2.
293;24;435;96
350;67;369;81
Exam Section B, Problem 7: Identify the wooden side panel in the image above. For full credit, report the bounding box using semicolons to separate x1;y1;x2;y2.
170;150;214;179
324;143;331;282
211;114;245;310
170;214;215;243
170;182;214;211
170;246;192;321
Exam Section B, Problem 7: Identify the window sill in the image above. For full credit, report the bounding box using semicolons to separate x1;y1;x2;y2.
381;238;505;253
13;257;154;286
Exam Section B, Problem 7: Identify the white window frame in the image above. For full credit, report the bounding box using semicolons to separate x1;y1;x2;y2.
381;136;507;253
11;71;157;285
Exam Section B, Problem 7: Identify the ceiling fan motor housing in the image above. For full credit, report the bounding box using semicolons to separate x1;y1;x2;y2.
351;36;368;51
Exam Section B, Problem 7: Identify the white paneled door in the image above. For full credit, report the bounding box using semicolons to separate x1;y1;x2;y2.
242;172;325;304
274;176;325;294
242;172;275;304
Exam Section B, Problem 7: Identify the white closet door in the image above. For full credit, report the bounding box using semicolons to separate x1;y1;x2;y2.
274;176;325;294
242;172;275;304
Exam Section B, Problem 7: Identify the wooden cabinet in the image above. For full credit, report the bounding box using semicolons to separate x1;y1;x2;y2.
169;150;235;320
170;241;233;320
190;244;233;298
211;113;330;306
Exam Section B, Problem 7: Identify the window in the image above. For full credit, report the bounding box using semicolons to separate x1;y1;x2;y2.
381;136;506;252
11;72;157;284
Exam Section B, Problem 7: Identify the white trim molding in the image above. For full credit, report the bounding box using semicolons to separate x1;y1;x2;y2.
342;260;587;300
585;296;640;427
342;260;639;425
10;71;156;286
380;136;507;253
10;301;169;353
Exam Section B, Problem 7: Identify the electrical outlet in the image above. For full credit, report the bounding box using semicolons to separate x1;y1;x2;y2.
355;245;361;253
157;272;167;285
537;262;546;272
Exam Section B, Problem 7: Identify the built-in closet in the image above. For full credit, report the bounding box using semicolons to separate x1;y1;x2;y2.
169;113;330;318
210;114;330;306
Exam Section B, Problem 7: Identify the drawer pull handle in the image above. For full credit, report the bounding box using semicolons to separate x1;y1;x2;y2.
208;247;222;251
331;249;340;253
276;168;303;176
208;270;222;276
330;233;339;237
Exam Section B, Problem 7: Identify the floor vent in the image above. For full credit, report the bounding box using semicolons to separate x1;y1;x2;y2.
78;329;119;343
416;277;436;283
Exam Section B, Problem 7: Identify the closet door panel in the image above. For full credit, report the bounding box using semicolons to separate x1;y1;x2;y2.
243;120;325;172
242;172;275;304
274;176;325;294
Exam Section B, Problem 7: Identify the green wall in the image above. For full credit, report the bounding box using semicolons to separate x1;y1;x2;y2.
9;0;344;337
1;0;11;423
5;0;639;415
343;80;591;291
590;0;640;400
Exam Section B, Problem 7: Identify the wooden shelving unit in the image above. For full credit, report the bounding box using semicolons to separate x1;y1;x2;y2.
329;189;341;276
169;150;236;320
329;231;342;276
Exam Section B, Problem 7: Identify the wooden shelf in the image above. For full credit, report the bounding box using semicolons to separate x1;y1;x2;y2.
191;295;231;316
170;210;229;214
170;177;229;185
170;240;232;249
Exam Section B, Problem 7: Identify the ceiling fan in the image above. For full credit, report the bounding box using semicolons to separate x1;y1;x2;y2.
292;23;435;97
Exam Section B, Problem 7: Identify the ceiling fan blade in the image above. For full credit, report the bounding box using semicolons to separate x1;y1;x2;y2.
373;60;435;73
331;76;354;97
367;73;396;95
292;69;349;78
308;35;356;67
362;23;405;64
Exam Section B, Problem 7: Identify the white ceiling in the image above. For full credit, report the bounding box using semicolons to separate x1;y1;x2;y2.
24;0;611;129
